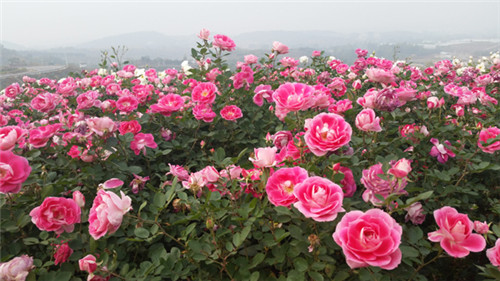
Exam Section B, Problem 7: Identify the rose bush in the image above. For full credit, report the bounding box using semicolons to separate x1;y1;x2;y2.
0;30;499;281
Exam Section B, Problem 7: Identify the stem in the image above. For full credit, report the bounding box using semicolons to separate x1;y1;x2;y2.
408;248;444;281
455;148;479;187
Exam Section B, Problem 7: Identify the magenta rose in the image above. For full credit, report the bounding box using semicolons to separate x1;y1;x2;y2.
213;34;236;51
0;150;32;194
304;112;352;156
54;242;73;266
293;176;344;222
30;197;81;235
487;239;500;269
88;189;132;240
477;127;500;154
220;105;243;122
333;209;402;270
191;82;218;104
428;206;486;258
0;255;34;281
265;166;308;207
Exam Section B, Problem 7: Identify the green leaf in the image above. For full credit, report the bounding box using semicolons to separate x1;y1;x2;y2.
128;166;143;174
333;271;350;281
250;272;260;281
308;271;324;281
249;253;265;269
407;226;423;244
23;237;39;245
293;257;308;272
401;245;419;258
134;227;150;239
153;193;167;208
406;191;433;205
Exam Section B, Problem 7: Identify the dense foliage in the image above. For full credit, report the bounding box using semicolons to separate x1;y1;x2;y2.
1;30;500;281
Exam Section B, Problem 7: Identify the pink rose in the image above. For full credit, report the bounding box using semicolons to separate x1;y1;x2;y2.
30;197;81;234
272;131;293;150
304;112;352;156
429;138;456;163
361;163;407;206
427;96;445;109
88;189;132;240
0;151;32;194
118;120;142;135
333;209;402;270
272;83;315;119
200;166;220;182
477;127;500;154
473;221;489;234
405;202;425;225
102;178;124;189
220;105;243;121
244;54;258;64
198;28;210;40
0;126;25;151
86;117;117;137
166;164;189;181
253;84;273;107
387;158;412;178
355;108;382;132
336;165;357;197
249;147;277;168
150;94;185;117
130;133;157;155
213;34;236;51
487;239;500;269
272;41;289;54
73;191;85;208
266;166;308;207
28;124;62;148
5;83;21;98
79;254;97;273
192;103;216;123
191;82;218;104
54;242;73;265
293;176;344;222
30;92;60;112
366;67;396;84
428;206;486;258
0;255;34;281
116;95;139;113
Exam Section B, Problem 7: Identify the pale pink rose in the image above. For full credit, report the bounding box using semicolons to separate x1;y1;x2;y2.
73;191;85;208
220;105;243;121
265;166;308;207
304;112;352;156
30;197;81;235
361;163;407;206
0;126;25;151
86;117;117;137
191;82;218;104
487;239;500;269
0;151;32;194
4;83;22;98
54;242;73;265
130;133;157;155
213;34;236;51
198;28;210;40
0;255;34;281
272;41;289;54
88;189;132;240
387;158;412;178
31;92;60;112
405;202;425;225
366;67;396;84
116;95;139;113
166;164;189;181
150;94;185;117
200;166;220;182
249;147;277;168
473;221;489;234
356;88;379;109
102;178;124;189
427;96;445;109
477;127;500;154
79;254;97;273
333;209;402;270
118;120;142;135
244;54;258;64
182;171;207;190
28;124;62;148
428;206;486;258
355;108;382;132
312;50;321;57
293;176;344;222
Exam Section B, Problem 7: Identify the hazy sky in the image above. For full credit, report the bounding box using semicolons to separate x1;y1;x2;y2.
1;0;499;48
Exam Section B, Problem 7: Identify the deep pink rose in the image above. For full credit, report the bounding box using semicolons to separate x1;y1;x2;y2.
191;82;218;104
28;124;62;148
130;133;157;155
487;239;500;269
192;103;216;123
249;147;277;168
116;95;139;113
118;120;142;135
304;112;352;156
0;126;24;151
0;255;34;281
477;127;500;154
5;83;21;98
150;93;184;116
293;176;344;222
88;189;132;240
473;220;489;234
333;209;402;270
213;34;236;51
429;138;456;163
0;151;32;194
272;83;315;119
265;166;308;207
220;105;243;121
79;254;97;273
336;166;357;197
355;108;382;132
30;92;60;112
428;206;486;258
54;242;73;265
30;197;81;234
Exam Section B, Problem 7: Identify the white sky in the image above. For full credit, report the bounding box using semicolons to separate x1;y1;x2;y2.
1;0;499;48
